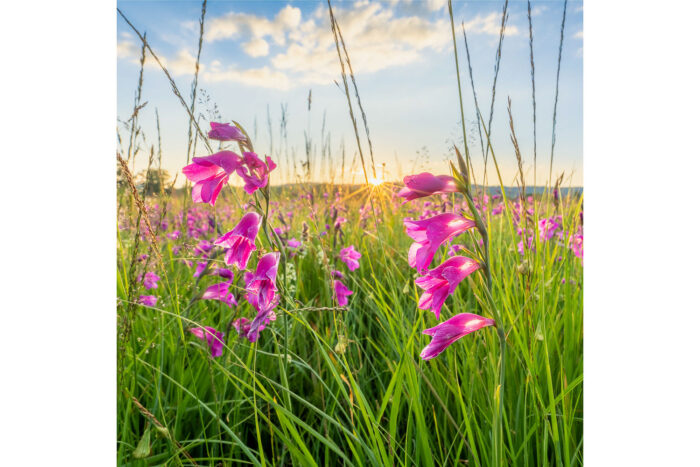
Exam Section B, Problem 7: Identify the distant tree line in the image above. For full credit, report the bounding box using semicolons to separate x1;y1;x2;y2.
117;164;171;196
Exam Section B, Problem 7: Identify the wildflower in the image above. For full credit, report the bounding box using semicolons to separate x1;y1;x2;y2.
420;313;495;361
201;282;237;307
195;240;213;257
398;173;459;202
189;326;224;358
210;268;234;281
538;217;561;241
193;262;208;278
143;272;160;290
208;122;246;142
491;203;504;216
246;310;277;343
242;252;281;341
448;244;467;257
182;151;242;206
415;256;481;319
404;213;476;272
236;152;276;194
339;245;361;271
214;212;261;270
331;269;345;280
138;295;158;306
245;252;280;313
334;217;347;229
570;233;583;260
232;317;251;337
334;280;353;307
517;236;534;255
167;230;181;240
288;238;301;249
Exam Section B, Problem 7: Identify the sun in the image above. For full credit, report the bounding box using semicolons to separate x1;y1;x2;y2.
368;176;384;186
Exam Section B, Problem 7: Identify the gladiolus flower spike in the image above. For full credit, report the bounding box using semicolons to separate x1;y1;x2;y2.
420;313;495;361
404;213;476;272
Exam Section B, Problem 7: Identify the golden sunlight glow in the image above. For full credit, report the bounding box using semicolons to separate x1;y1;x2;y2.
368;176;384;186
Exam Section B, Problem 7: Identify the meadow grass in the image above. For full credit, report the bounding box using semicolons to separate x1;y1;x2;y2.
117;1;582;464
116;182;582;466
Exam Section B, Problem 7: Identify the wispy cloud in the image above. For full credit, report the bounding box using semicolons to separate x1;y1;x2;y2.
463;12;519;36
118;2;518;90
205;5;302;44
202;65;291;90
116;35;203;76
243;37;270;57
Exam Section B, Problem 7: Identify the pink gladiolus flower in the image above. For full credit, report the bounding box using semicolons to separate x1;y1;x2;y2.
236;152;276;194
334;280;353;307
208;122;246;142
518;236;534;255
189;326;224;358
242;253;281;342
448;244;467;257
201;282;237;307
182;151;243;206
288;238;301;249
232;317;251;337
420;313;495;360
195;240;213;257
138;295;158;306
211;268;234;281
193;262;208;278
398;173;459;202
334;217;347;229
246;309;277;342
245;252;281;314
404;213;476;272
143;271;160;290
416;256;481;319
538;217;560;241
339;245;361;271
214;212;261;270
331;269;345;280
570;233;583;260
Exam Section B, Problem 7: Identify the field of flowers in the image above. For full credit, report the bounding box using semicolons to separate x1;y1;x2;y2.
116;0;583;464
116;119;583;465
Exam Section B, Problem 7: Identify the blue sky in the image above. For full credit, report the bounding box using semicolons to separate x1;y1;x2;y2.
117;0;582;187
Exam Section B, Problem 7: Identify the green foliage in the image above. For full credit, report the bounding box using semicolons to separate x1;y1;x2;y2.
135;169;171;196
117;186;583;466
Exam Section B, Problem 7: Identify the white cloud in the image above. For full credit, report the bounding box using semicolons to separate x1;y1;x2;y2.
426;0;447;12
574;29;583;39
202;65;291;90
118;2;517;90
269;2;452;85
243;37;270;57
117;39;139;60
463;12;519;36
531;6;547;16
168;49;201;75
276;4;302;29
205;5;302;47
117;38;204;76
